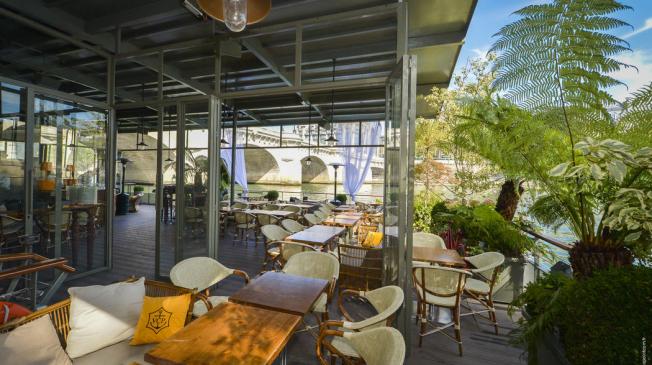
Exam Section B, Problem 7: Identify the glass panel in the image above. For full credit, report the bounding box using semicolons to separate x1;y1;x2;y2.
181;101;209;260
159;105;177;276
34;94;107;272
0;83;26;246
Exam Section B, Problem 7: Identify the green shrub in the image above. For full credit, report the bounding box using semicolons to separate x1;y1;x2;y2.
557;267;652;365
512;267;652;365
335;194;347;203
431;202;535;256
265;190;279;201
413;192;442;232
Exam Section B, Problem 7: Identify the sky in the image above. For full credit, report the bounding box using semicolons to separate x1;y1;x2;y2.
454;0;652;101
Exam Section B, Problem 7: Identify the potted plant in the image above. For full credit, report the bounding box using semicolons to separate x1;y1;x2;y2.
265;190;279;202
133;186;145;195
335;194;347;204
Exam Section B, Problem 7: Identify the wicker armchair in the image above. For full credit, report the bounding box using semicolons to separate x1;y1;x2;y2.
0;279;204;347
356;224;378;245
260;224;317;270
233;211;257;246
281;219;305;233
337;243;383;292
317;327;406;365
304;213;321;226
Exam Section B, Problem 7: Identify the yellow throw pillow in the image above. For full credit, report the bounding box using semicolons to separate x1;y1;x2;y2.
362;231;383;247
130;294;191;345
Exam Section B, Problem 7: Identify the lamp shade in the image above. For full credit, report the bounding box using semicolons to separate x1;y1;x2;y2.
198;0;271;26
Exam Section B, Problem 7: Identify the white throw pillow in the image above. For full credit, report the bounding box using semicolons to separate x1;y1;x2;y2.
65;277;145;359
0;315;72;365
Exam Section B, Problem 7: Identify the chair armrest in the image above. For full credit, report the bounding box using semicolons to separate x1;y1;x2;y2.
232;269;250;284
337;289;364;322
194;292;213;312
316;328;347;365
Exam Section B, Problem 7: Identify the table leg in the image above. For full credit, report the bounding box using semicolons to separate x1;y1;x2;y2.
71;211;80;267
86;210;95;270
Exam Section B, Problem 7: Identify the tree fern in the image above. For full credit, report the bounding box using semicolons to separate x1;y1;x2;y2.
617;82;652;148
491;0;633;122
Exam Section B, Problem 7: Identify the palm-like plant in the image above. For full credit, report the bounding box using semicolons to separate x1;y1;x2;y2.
489;0;652;277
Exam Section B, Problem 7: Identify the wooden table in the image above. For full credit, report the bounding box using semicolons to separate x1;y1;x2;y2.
276;203;313;213
412;247;468;268
322;216;361;243
229;271;329;316
145;302;300;365
287;225;346;248
332;205;357;213
247;209;295;218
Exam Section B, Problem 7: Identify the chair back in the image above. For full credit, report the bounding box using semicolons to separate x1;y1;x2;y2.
345;327;406;365
234;211;255;225
304;213;320;226
281;219;304;233
412;266;470;306
324;202;336;210
412;232;446;249
318;206;331;215
337;244;383;291
314;211;328;220
281;205;301;213
279;241;318;262
349;286;404;331
466;251;505;282
256;213;279;226
356;224;378;245
283;251;339;283
264;204;279;210
170;257;233;291
355;201;369;211
261;224;291;242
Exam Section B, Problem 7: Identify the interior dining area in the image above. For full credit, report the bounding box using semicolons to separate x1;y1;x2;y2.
0;1;527;364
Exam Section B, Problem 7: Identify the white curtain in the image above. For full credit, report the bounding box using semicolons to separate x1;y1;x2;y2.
338;122;381;201
220;132;248;194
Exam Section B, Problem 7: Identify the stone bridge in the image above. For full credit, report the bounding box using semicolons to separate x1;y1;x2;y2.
238;128;385;185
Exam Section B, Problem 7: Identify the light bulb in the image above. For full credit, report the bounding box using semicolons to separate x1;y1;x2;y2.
305;157;312;166
223;0;247;32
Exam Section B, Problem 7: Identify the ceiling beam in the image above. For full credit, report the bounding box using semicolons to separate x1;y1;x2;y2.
408;30;466;49
85;0;188;34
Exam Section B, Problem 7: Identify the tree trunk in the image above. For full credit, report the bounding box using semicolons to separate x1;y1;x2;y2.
495;179;524;221
569;242;633;279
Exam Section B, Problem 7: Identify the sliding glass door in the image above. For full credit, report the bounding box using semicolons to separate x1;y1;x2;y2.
384;55;417;340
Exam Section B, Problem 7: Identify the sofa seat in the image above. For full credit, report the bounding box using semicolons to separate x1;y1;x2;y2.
72;340;155;365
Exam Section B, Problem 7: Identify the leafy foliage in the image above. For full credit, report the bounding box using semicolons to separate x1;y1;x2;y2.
265;190;279;201
512;267;652;365
431;202;537;257
412;191;443;232
491;0;632;117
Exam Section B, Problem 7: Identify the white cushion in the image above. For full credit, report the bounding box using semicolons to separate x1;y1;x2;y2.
0;315;72;365
65;277;145;359
72;340;154;365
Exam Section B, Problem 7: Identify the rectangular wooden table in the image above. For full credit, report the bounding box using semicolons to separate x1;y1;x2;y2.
145;302;300;365
287;224;346;248
332;205;357;213
247;209;295;218
229;271;329;316
412;247;468;268
322;216;361;243
277;203;313;209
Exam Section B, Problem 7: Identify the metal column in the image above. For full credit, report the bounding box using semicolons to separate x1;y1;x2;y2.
106;56;116;269
24;88;34;235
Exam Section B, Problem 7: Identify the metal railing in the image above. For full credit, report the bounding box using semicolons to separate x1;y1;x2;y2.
240;190;383;203
520;227;572;279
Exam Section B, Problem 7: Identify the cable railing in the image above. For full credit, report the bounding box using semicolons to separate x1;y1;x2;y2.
241;190;383;203
519;227;572;278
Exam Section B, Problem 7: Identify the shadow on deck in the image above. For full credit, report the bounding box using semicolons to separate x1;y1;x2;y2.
54;205;526;365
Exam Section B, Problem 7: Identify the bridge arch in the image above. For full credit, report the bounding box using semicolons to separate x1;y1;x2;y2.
301;156;329;183
243;146;281;183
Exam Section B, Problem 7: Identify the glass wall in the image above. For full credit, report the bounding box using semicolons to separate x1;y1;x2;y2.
33;94;107;272
0;83;26;247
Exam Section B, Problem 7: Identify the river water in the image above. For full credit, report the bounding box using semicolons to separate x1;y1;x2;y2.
236;183;384;202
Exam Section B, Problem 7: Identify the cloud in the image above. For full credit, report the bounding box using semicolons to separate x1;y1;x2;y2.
609;50;652;102
471;46;491;59
622;17;652;39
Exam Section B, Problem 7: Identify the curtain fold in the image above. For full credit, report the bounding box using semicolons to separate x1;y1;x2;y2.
220;133;248;193
338;122;381;201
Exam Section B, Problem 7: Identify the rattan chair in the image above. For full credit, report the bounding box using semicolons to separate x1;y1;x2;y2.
356;224;378;245
413;232;446;249
260;224;317;269
170;257;249;317
462;252;505;334
413;265;471;356
0;279;204;346
317;327;406;365
232;202;248;210
304;213;321;226
281;219;305;233
264;204;279;210
318;286;404;363
282;251;339;322
337;243;383;292
233;211;257;246
281;205;301;219
314;210;328;221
